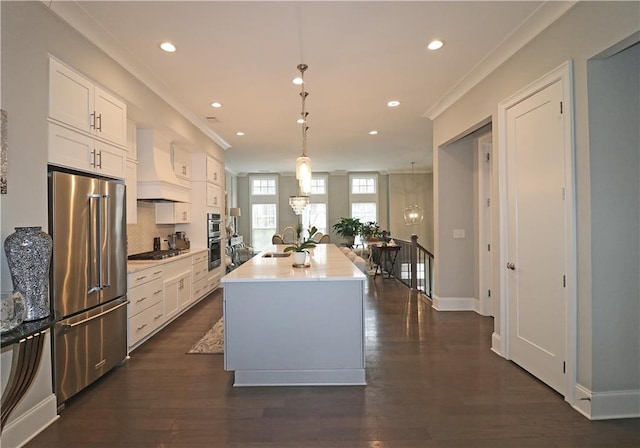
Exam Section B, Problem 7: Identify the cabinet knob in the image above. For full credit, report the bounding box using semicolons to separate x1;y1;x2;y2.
506;262;516;270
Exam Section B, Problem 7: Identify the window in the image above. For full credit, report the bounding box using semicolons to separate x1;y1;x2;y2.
351;202;377;223
251;204;277;251
303;203;327;235
303;175;328;235
250;175;278;251
252;178;276;195
310;178;326;195
350;174;378;245
351;177;376;194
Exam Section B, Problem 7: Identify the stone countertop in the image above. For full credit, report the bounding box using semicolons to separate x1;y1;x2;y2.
127;248;207;274
1;313;58;348
222;244;366;283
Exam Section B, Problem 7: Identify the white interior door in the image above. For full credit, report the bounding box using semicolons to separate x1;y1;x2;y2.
505;79;567;394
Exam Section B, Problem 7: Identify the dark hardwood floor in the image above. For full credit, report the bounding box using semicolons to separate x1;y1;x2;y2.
27;278;640;448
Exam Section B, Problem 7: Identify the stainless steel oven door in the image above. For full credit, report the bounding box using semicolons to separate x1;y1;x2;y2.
208;237;222;270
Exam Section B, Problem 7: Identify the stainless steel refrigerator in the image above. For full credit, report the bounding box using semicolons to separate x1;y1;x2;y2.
49;169;128;406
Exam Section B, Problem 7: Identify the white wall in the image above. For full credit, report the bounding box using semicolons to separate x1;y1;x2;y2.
388;171;432;251
432;1;640;396
587;43;640;392
435;134;475;299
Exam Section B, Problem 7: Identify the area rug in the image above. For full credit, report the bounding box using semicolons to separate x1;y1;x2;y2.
188;318;224;354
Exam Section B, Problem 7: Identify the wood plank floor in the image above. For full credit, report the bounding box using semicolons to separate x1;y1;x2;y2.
27;278;640;448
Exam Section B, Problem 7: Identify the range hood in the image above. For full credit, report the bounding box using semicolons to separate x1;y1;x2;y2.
136;129;190;203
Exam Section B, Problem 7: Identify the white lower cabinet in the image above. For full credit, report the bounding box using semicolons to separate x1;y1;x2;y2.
128;251;217;352
127;265;164;350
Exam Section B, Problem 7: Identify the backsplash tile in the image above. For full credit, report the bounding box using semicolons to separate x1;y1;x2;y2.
127;202;175;254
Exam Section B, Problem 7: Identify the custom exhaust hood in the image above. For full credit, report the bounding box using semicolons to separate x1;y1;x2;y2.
136;129;190;203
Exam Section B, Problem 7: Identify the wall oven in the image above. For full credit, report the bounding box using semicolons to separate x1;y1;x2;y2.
208;237;222;270
207;213;222;270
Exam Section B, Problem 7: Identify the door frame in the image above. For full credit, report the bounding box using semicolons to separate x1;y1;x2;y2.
477;132;493;316
497;61;577;404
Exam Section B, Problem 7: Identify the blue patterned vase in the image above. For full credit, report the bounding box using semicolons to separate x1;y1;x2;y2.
4;226;52;321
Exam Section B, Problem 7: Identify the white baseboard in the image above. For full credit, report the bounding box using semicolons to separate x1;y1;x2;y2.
572;384;640;420
432;295;477;311
491;332;504;357
0;394;58;448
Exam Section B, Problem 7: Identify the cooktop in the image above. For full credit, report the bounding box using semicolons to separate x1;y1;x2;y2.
127;249;188;261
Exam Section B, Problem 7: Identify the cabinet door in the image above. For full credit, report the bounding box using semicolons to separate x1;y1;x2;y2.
175;202;191;223
172;145;191;180
48;123;94;172
49;59;93;134
95;140;127;179
126;160;138;224
206;183;222;209
164;276;180;320
94;86;127;147
206;157;222;185
178;273;193;308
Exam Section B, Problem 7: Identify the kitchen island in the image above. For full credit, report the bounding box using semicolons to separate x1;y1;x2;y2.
221;244;367;386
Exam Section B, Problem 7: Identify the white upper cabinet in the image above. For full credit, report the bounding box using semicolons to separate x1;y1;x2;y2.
191;153;223;186
49;58;127;147
206;156;223;185
49;122;127;179
171;145;191;180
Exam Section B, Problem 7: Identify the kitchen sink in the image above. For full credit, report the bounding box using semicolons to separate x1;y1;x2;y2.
262;252;291;258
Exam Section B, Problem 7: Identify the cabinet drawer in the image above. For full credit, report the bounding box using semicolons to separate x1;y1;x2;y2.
192;260;208;283
129;277;163;316
192;251;208;264
128;266;163;289
129;301;164;347
192;277;209;301
207;272;221;291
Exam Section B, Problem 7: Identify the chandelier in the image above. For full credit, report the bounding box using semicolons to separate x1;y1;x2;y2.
289;63;311;215
404;162;424;225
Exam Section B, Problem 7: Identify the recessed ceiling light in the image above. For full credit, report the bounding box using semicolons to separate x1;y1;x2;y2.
210;102;222;108
235;132;245;136
368;130;378;135
159;42;176;53
387;100;400;107
292;77;304;85
427;40;444;51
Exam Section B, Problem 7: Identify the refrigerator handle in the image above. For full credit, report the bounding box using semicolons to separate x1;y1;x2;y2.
102;193;111;288
88;194;102;294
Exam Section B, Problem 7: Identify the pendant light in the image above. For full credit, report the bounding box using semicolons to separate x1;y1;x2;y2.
289;63;312;215
404;162;424;225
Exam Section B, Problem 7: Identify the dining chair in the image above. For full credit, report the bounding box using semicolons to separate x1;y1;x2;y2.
272;234;284;244
318;234;330;244
281;226;296;244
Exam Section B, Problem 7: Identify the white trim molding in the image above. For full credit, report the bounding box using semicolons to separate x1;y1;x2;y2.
0;394;58;448
491;332;503;357
573;384;640;420
432;295;477;312
425;1;577;120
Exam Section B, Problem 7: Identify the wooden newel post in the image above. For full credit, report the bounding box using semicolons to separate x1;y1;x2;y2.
410;234;418;291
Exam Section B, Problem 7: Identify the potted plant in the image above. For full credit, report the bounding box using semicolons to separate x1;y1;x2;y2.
332;217;362;247
360;221;381;243
284;227;317;266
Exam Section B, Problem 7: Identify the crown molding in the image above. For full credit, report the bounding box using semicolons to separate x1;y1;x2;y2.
43;0;231;151
424;1;578;121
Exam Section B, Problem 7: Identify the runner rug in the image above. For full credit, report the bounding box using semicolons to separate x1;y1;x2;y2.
188;317;224;354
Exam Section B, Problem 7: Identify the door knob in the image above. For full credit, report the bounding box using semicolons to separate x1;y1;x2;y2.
506;262;516;270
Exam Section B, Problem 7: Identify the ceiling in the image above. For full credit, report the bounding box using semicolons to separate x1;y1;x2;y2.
52;1;571;175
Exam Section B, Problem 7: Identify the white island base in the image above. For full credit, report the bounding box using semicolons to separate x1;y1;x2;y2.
222;245;366;386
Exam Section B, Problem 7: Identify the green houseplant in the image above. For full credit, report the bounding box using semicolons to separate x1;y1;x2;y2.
360;221;381;242
284;226;317;265
332;217;362;247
